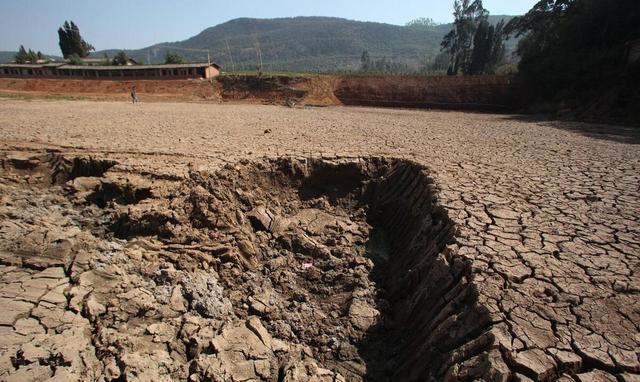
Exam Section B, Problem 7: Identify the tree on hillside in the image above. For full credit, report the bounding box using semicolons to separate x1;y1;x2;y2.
112;51;130;66
440;0;506;75
58;21;94;58
468;19;506;74
427;52;452;72
360;50;371;71
406;18;438;28
441;0;489;74
164;52;185;64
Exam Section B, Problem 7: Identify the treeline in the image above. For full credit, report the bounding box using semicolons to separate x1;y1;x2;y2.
357;1;509;75
440;0;506;75
505;0;640;121
13;46;46;64
359;51;413;74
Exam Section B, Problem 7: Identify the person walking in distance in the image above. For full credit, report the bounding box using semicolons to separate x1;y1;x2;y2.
131;85;139;104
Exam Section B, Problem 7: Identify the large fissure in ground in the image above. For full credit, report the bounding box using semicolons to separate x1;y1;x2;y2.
0;153;493;381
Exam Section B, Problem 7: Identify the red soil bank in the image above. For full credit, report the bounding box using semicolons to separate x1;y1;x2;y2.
0;74;513;110
0;78;220;102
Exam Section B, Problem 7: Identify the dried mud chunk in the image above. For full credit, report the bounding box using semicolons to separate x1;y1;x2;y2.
197;319;277;381
146;322;175;343
8;153;41;169
237;239;260;269
575;370;618;382
247;205;275;232
509;348;557;381
181;271;232;319
0;298;34;326
281;358;345;382
348;299;379;331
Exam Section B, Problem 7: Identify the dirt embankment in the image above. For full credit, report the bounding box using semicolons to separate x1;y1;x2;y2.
217;75;342;107
334;75;513;110
0;74;513;110
0;78;221;102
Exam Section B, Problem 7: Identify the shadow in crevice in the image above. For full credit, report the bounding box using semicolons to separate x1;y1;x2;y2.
298;160;369;203
275;157;470;380
354;160;486;381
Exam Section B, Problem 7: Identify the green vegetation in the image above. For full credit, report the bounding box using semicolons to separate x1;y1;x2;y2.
13;46;43;64
58;21;94;59
506;0;640;120
164;52;185;64
92;16;516;72
99;54;111;66
405;18;440;28
67;53;84;65
359;50;412;74
111;51;130;66
440;0;506;75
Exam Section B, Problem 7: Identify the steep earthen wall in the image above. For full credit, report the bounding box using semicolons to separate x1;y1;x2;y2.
0;78;220;101
334;75;513;110
0;74;513;110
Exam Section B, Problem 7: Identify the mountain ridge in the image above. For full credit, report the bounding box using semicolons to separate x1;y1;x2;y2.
3;16;517;72
95;16;518;71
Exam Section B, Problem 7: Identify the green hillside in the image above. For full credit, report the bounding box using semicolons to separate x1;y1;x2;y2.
2;16;517;71
94;16;516;72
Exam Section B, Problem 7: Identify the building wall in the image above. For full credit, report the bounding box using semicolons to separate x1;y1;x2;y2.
205;66;220;79
0;66;219;80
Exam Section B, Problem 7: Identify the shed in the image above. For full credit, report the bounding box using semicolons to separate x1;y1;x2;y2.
0;62;221;80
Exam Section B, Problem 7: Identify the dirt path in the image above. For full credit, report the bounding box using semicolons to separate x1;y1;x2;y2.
0;100;638;381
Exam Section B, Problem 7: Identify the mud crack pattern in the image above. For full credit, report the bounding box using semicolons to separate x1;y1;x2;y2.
0;100;639;382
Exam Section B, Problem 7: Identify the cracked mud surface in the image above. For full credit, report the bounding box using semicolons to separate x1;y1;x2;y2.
0;100;639;381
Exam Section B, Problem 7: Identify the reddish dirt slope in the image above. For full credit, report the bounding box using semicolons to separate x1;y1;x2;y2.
334;75;513;110
0;78;221;102
0;74;512;110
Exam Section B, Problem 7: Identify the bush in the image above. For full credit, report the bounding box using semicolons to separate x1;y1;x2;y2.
164;52;185;64
112;51;129;66
67;53;85;65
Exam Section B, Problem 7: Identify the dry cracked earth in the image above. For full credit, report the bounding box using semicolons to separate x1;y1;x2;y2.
0;99;638;382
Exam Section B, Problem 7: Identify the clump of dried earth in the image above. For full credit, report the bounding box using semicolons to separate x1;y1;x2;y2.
0;100;639;382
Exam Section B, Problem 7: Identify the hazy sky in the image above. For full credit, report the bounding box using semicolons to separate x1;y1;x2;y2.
0;0;537;54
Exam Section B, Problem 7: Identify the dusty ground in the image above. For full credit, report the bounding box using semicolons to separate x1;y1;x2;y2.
0;99;639;382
